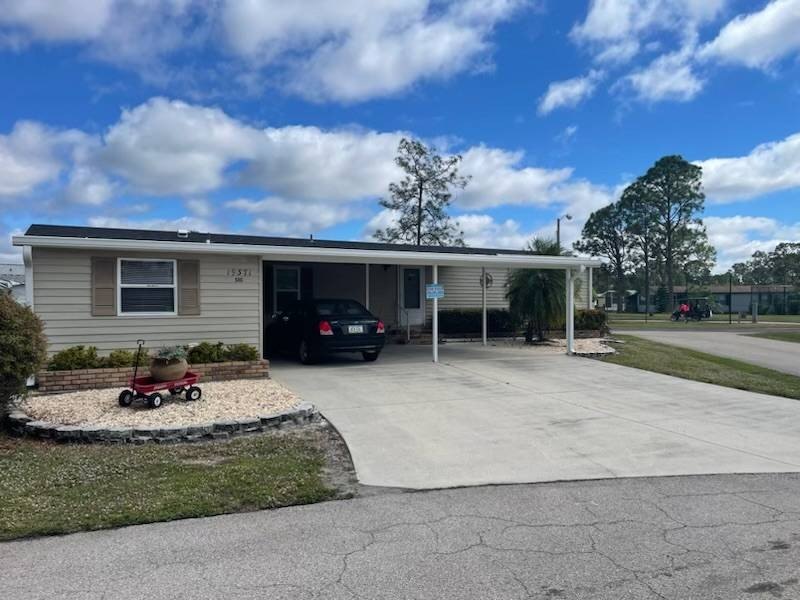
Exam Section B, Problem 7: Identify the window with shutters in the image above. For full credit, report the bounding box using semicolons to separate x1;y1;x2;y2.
118;258;177;315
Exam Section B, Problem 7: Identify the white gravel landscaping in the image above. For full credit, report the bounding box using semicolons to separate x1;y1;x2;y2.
494;337;615;354
19;379;300;428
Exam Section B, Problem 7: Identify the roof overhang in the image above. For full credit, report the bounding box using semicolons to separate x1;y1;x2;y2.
12;234;603;270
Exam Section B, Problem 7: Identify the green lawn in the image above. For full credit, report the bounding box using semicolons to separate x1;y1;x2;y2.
749;332;800;344
0;431;337;541
608;313;800;329
608;312;800;323
602;334;800;400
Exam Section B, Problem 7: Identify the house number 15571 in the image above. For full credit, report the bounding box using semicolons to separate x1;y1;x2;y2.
227;268;253;282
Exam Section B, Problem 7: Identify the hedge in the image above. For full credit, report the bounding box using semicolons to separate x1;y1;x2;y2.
439;309;519;335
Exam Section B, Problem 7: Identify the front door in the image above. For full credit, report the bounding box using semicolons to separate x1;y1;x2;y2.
401;267;425;326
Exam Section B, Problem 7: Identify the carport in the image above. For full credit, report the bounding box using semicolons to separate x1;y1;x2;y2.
258;241;601;360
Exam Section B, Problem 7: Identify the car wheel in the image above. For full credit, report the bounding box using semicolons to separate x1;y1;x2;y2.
148;393;163;409
362;351;380;362
299;339;317;364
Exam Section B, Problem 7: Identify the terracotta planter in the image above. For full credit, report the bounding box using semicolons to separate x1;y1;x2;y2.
149;358;188;382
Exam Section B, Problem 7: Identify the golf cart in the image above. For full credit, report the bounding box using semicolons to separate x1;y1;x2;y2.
670;297;713;322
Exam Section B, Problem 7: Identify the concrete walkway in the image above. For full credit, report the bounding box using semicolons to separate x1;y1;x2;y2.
625;330;800;376
4;473;800;599
272;344;800;489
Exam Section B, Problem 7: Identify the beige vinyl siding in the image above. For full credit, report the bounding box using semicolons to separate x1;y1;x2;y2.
424;266;593;322
33;248;261;354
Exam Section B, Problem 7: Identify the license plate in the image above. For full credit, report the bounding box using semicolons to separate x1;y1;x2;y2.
347;325;364;334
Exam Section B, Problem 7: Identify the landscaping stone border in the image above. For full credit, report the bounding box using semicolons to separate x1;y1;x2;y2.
36;359;269;393
6;402;317;444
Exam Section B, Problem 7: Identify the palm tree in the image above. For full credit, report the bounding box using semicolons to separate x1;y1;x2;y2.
506;238;566;343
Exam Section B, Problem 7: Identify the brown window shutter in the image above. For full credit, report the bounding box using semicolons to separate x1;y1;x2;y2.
91;257;116;316
178;260;200;315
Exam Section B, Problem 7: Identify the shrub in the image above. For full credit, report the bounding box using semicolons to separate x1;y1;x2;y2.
187;341;226;364
0;292;48;415
438;309;519;335
102;349;138;368
154;345;188;361
225;343;259;361
48;345;101;371
575;309;608;333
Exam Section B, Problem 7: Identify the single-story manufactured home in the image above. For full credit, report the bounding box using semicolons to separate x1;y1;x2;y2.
12;224;601;361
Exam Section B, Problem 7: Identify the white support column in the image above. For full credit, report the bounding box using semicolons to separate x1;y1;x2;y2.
481;267;487;346
587;267;593;309
432;264;439;363
566;269;575;355
365;263;370;310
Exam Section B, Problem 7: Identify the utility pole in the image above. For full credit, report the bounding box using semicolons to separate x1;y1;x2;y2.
728;272;732;325
556;214;572;250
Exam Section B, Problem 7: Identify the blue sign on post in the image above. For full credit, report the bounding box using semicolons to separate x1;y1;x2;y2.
426;283;445;300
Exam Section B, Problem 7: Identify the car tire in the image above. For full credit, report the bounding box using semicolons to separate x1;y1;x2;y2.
362;351;380;362
299;339;317;365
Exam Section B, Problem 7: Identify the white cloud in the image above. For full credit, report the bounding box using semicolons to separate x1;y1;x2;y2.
0;0;522;103
704;215;800;271
697;132;800;202
538;70;604;115
0;225;23;264
185;198;214;218
457;214;532;249
0;121;64;197
619;44;704;102
456;146;573;208
571;0;727;64
100;97;256;195
699;0;800;69
227;196;361;237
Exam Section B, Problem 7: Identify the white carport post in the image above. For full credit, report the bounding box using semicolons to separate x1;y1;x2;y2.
365;263;370;310
587;267;593;309
566;269;575;355
481;267;487;346
432;264;439;363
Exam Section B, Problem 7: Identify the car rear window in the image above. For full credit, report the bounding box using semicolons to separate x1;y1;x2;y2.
314;299;369;316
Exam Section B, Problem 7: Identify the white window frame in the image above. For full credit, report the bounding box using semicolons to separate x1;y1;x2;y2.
273;265;301;313
117;257;178;317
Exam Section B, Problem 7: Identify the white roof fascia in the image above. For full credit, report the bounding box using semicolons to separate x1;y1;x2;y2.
12;234;603;270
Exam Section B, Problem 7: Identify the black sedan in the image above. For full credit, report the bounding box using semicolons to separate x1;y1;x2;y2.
266;298;386;364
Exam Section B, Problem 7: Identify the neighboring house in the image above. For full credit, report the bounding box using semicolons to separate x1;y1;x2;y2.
0;263;26;304
673;284;798;314
12;224;599;358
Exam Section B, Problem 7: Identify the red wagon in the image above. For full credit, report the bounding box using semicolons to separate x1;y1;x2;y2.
117;339;203;409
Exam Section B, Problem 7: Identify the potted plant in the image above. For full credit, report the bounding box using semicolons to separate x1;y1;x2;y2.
150;345;188;382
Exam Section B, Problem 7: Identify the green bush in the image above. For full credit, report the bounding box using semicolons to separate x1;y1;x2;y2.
187;341;226;364
48;345;101;371
575;309;609;333
438;309;519;335
101;349;149;368
225;343;259;361
1;292;48;415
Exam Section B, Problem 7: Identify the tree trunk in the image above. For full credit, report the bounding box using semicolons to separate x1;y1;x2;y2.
525;320;534;344
666;236;674;312
616;268;626;313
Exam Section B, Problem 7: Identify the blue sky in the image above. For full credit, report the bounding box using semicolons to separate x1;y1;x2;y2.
0;0;799;271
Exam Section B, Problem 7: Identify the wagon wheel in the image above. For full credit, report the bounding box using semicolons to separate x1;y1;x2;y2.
148;393;163;409
169;386;184;395
186;386;202;401
118;390;134;407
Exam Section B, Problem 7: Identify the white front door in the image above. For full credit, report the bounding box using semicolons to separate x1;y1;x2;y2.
401;267;425;326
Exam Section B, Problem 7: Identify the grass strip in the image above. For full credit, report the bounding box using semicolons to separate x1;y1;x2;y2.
601;334;800;400
0;431;335;541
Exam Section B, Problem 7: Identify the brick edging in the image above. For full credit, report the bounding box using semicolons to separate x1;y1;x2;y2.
7;402;317;444
36;359;269;393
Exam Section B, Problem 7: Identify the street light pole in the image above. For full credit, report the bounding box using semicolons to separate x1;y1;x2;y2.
556;214;572;250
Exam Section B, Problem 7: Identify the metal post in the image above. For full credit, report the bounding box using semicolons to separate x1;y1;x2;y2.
566;269;574;355
556;218;561;249
365;263;370;310
432;264;439;363
728;272;732;324
481;267;487;346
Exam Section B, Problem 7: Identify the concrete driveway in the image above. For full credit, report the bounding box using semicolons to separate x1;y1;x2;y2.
624;330;800;376
272;343;800;489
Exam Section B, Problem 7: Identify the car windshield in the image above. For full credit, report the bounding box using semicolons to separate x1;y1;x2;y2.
314;299;369;316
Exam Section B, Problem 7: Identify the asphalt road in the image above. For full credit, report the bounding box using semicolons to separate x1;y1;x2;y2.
624;330;800;376
3;473;800;599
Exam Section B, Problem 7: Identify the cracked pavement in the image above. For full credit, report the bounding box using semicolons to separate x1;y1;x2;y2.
3;473;800;599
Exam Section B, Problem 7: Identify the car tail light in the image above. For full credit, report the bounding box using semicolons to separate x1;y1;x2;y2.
376;320;385;334
319;320;334;336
